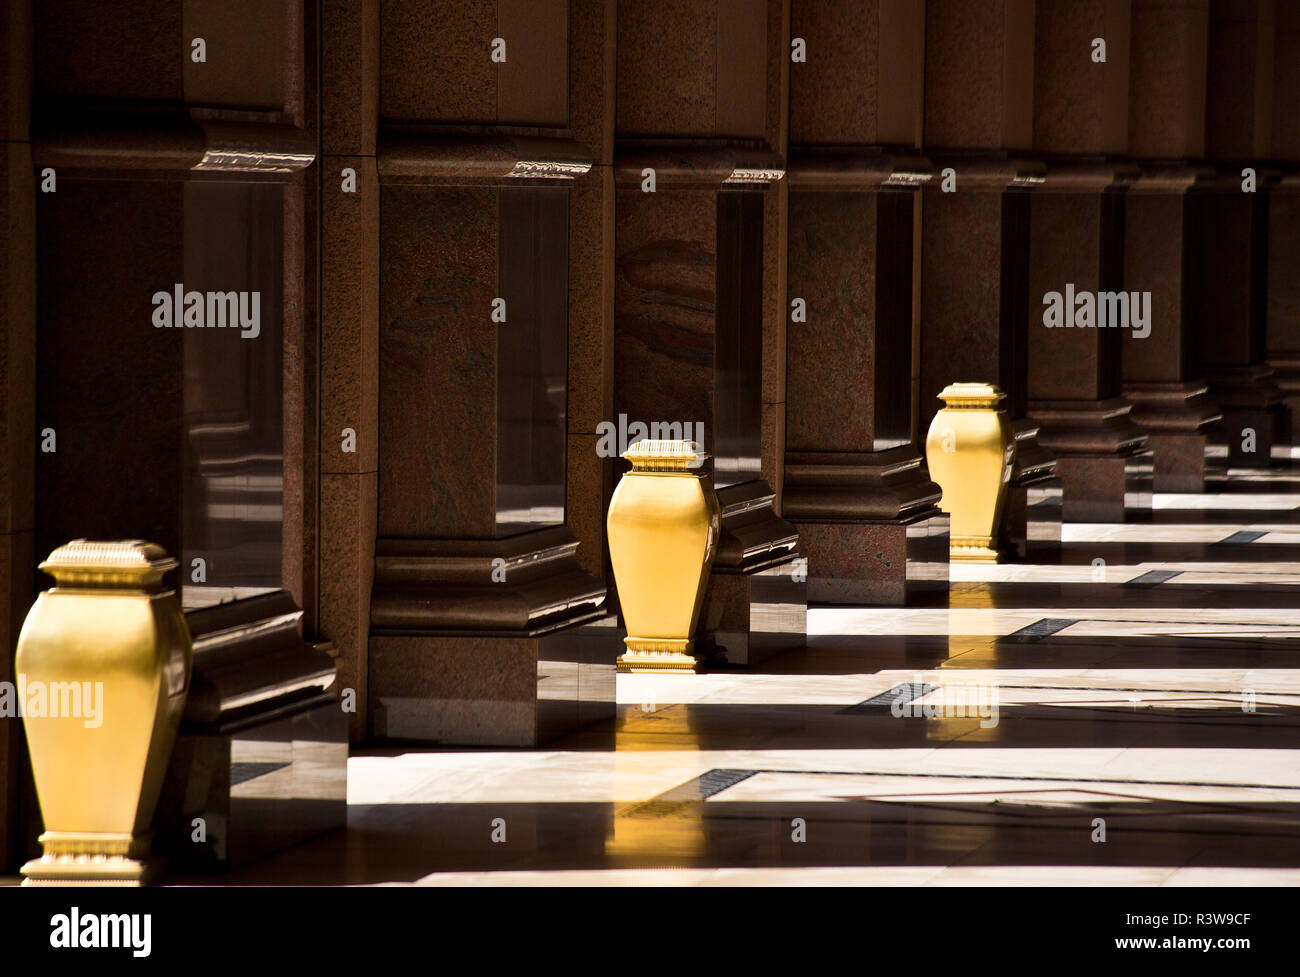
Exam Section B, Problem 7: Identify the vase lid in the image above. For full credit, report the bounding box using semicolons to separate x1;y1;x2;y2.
936;382;1005;407
622;439;708;471
40;539;178;589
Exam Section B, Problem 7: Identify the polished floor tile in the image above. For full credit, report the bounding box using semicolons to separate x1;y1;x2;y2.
191;466;1300;885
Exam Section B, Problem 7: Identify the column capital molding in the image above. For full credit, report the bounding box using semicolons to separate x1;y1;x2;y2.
786;146;932;190
377;128;592;185
613;140;785;189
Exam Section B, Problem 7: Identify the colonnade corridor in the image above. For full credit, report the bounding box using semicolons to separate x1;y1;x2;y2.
218;463;1300;886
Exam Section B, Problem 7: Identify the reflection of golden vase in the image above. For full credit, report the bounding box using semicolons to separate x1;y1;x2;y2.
925;383;1016;563
17;540;192;885
607;440;720;673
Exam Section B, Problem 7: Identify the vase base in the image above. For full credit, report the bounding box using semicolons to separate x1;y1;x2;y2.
618;639;701;673
949;536;1002;564
21;856;158;886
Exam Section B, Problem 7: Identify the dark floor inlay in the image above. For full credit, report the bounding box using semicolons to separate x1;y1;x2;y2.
1002;618;1078;643
840;682;940;715
1124;570;1182;588
1217;530;1266;545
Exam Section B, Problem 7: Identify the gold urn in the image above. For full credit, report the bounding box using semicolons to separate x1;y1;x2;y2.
925;383;1016;563
606;440;720;673
16;540;193;885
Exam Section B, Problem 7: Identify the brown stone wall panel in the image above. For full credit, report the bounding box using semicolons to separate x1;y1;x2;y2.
566;433;606;579
1267;193;1300;351
764;0;790;150
924;0;1035;150
380;0;495;124
1205;0;1276;159
614;187;716;439
497;0;568;127
1;142;34;536
920;191;1006;411
1128;0;1209;159
1198;193;1258;365
182;0;288;111
762;179;786;406
789;0;879;145
617;0;718;137
569;0;616;166
568;166;614;434
716;0;768;138
36;0;183;103
1272;2;1300;159
323;156;379;475
36;179;184;560
3;0;31;141
322;0;379;155
1028;193;1107;400
321;471;375;743
1124;193;1186;382
877;0;926;148
496;188;568;532
761;400;785;512
786;190;876;452
379;186;498;538
1033;0;1131;155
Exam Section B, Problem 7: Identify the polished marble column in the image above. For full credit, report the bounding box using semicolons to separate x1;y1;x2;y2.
1027;0;1153;523
611;1;806;663
1198;0;1286;465
1121;0;1221;492
921;0;1060;556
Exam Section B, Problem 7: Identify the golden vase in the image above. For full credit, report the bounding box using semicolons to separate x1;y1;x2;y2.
17;540;193;885
606;440;720;673
925;383;1016;563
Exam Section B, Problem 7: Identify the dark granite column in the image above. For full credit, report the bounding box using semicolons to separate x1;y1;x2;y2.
1027;0;1152;522
782;0;947;604
0;0;33;872
1122;0;1221;492
368;1;619;743
921;0;1060;556
613;0;805;664
31;0;345;870
1266;4;1300;436
1198;0;1285;466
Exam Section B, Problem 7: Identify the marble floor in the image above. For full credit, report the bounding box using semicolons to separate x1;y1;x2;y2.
208;467;1300;884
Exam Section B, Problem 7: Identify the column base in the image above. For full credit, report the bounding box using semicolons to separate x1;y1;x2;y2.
1206;364;1288;465
370;614;620;745
155;592;348;872
699;553;807;666
1124;379;1221;491
1145;433;1210;491
1054;453;1154;522
1001;478;1063;559
697;481;806;665
794;509;949;605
